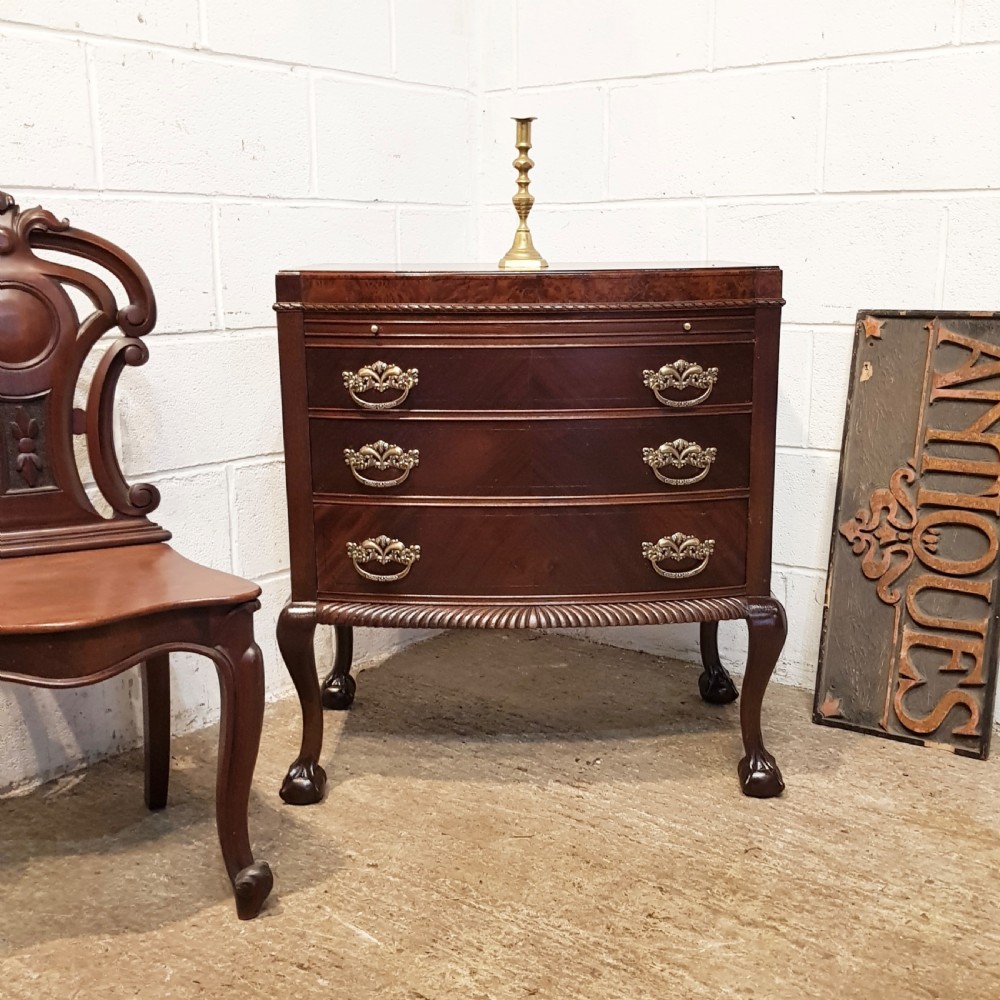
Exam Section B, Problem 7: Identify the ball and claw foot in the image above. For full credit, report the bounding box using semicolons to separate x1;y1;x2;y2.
280;757;327;805
322;672;356;711
698;668;739;705
738;749;785;798
233;861;274;920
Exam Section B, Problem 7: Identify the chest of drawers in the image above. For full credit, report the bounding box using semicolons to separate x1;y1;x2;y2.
274;265;788;803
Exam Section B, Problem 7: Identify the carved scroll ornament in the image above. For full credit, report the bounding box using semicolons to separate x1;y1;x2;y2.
0;190;167;556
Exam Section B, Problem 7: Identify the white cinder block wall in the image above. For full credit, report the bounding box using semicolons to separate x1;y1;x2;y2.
3;2;1000;790
478;1;1000;706
0;1;475;791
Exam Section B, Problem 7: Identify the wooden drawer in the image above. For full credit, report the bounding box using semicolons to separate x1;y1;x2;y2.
310;412;752;497
306;342;754;412
313;498;748;598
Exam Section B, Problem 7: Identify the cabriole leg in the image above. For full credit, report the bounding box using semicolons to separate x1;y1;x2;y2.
738;598;787;799
278;602;327;805
321;624;355;710
141;653;171;810
697;620;739;705
213;603;273;919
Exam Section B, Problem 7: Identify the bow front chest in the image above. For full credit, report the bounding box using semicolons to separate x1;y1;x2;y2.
274;265;788;801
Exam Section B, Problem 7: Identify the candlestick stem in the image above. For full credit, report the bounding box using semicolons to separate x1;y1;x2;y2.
498;117;548;270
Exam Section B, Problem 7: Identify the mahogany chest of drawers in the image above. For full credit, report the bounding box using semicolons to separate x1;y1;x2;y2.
274;265;788;802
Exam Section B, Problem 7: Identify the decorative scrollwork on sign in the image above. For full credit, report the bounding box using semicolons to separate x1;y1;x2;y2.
347;534;421;583
10;406;42;487
342;361;419;410
642;438;718;486
343;440;420;488
839;466;938;605
642;360;719;408
642;532;716;579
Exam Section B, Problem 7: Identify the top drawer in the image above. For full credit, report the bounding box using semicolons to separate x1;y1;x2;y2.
306;342;755;412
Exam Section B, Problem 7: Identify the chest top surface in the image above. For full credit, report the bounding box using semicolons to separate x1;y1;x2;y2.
275;264;782;312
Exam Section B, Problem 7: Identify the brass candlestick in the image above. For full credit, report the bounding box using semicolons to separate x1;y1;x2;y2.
498;116;548;270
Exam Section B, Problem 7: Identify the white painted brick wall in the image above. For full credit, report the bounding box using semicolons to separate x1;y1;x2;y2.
4;3;1000;790
713;1;954;66
94;49;312;196
963;1;1000;41
707;200;944;325
0;32;94;188
944;199;1000;308
313;81;475;203
517;0;711;86
0;3;474;791
216;202;398;328
824;51;1000;192
610;71;823;198
203;0;391;75
479;2;1000;716
483;89;608;204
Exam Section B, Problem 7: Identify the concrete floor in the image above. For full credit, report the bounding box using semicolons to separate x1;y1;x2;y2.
1;630;998;1000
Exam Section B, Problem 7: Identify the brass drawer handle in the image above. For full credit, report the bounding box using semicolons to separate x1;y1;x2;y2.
642;438;717;486
347;534;421;583
343;360;419;410
344;440;420;488
642;360;718;408
642;532;715;579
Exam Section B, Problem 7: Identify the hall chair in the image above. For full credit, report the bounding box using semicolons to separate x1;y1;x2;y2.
0;191;273;919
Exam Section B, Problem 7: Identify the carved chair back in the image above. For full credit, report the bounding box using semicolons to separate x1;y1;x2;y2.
0;191;169;558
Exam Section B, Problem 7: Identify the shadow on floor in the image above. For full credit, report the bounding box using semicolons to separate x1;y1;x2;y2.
322;630;795;790
0;736;338;952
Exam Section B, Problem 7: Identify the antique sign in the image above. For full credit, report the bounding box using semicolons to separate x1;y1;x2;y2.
815;311;1000;758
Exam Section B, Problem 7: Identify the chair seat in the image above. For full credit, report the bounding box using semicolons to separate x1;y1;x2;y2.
0;543;260;634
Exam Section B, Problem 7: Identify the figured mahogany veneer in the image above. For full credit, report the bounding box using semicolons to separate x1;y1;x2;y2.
0;192;272;919
305;341;756;411
311;411;752;497
274;265;788;802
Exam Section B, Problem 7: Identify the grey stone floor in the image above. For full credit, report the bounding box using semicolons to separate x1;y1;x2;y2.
1;630;998;999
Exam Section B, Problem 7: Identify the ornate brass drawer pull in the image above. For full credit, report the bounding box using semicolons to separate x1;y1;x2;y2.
342;360;419;410
642;360;719;407
642;532;715;579
344;440;420;488
347;534;421;583
642;438;717;486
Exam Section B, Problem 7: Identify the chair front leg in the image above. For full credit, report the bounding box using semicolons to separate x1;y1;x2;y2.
212;601;273;920
141;654;171;810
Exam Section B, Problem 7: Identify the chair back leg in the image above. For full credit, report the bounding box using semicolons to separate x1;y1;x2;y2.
141;654;171;810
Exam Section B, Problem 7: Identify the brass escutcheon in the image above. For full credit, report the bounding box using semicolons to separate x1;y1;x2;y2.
642;359;719;408
642;438;718;486
642;532;715;579
343;360;419;410
347;534;421;583
344;440;420;488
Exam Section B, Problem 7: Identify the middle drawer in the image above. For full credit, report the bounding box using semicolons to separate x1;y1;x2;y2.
311;412;752;498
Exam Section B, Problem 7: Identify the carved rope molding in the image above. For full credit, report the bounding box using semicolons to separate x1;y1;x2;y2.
314;596;750;630
273;298;785;314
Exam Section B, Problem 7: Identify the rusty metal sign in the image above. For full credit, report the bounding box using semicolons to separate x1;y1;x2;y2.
815;311;1000;758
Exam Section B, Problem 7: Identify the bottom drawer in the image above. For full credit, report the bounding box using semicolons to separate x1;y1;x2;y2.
314;499;747;599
